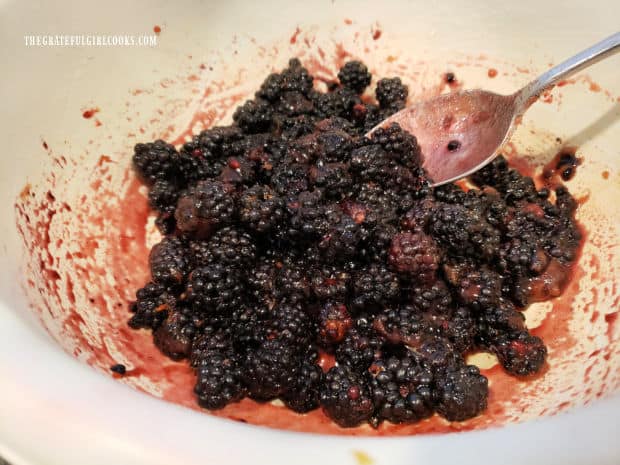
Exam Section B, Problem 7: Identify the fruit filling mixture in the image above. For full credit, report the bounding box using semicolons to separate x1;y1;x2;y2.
128;58;581;427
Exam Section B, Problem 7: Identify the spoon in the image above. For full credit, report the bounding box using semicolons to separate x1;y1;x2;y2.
368;32;620;186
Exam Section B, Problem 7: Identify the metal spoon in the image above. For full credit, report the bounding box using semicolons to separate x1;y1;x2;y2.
368;32;620;186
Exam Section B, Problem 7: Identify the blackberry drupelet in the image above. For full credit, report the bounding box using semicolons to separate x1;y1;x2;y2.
337;60;372;94
320;365;375;427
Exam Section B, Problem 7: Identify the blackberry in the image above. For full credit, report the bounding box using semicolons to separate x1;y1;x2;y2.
428;202;500;261
281;58;314;95
132;139;179;185
317;302;353;347
373;305;432;348
388;232;441;283
183;125;244;160
277;90;315;117
351;264;400;311
492;331;547;376
308;162;352;198
257;73;284;102
369;356;434;424
316;128;354;162
410;280;452;314
498;237;547;277
186;263;246;315
279;114;317;140
128;282;174;330
318;214;366;260
309;265;351;301
313;87;361;119
335;322;384;370
282;358;324;413
320;365;374;427
194;351;246;409
201;226;257;268
189;327;234;368
475;303;526;347
349;144;393;185
110;364;126;375
433;364;488;421
370;123;422;170
414;336;464;371
471;156;538;204
268;301;314;346
271;162;309;196
274;259;311;303
175;180;235;238
443;261;503;310
238;185;285;233
375;77;408;109
153;307;196;360
149;237;190;286
242;338;300;400
337;61;372;94
148;180;180;214
230;304;269;349
444;306;476;353
246;256;278;305
233;99;274;134
285;191;332;241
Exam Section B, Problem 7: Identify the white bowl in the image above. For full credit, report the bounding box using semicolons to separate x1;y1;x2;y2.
1;0;619;464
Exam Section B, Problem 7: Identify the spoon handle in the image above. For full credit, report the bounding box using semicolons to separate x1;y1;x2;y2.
515;31;620;112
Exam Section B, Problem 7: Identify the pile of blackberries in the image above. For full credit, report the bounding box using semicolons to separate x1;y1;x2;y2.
128;58;581;427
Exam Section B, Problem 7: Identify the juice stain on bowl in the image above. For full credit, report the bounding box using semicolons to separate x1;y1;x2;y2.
14;30;620;435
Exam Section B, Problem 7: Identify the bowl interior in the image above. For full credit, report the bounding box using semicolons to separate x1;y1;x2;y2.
1;0;619;438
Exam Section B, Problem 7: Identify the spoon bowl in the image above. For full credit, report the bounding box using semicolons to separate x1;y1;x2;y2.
370;32;620;185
